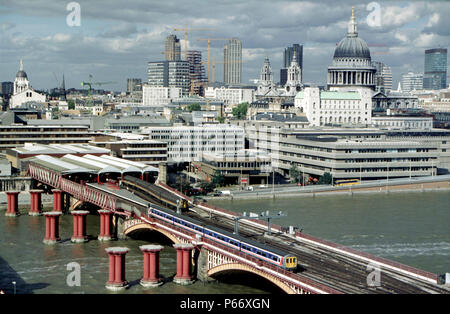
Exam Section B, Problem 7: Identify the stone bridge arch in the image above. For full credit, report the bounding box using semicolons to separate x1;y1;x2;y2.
207;263;296;294
123;221;182;245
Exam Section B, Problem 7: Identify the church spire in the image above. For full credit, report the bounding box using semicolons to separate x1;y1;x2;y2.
348;6;358;36
292;50;297;64
20;58;23;71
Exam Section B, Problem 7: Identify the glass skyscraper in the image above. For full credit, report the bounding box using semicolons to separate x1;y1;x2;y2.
423;48;447;90
281;44;303;86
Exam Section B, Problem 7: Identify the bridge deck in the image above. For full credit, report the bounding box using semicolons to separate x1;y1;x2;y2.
100;179;448;294
87;183;150;209
187;206;448;294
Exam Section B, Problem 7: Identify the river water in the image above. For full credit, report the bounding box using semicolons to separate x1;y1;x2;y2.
0;190;449;294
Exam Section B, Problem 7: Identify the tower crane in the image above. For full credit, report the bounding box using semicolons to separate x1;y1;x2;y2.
208;55;247;84
197;38;231;84
173;25;214;61
81;75;116;107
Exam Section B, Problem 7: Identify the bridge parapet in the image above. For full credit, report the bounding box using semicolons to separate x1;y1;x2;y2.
125;210;341;294
27;163;117;211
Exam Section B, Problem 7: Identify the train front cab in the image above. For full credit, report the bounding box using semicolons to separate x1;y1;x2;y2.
283;255;298;271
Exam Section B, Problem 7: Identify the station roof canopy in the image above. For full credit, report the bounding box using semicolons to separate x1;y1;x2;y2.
99;155;159;173
82;154;142;174
60;154;122;174
12;143;110;156
30;155;97;175
28;151;159;176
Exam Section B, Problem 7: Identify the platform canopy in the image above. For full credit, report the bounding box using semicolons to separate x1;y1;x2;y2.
61;154;122;175
82;154;144;174
100;155;159;173
30;155;97;175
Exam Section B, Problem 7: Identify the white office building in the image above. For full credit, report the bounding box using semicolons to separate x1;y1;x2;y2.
142;124;245;162
142;85;182;107
204;86;254;106
401;72;424;92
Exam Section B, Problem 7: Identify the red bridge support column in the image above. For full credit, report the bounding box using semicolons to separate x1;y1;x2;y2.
98;210;113;241
5;191;20;217
140;245;164;288
173;243;195;285
29;190;42;216
71;210;89;243
105;247;129;291
52;189;63;212
43;212;62;245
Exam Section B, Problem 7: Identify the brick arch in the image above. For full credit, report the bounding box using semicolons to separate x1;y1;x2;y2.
207;263;296;294
124;223;182;244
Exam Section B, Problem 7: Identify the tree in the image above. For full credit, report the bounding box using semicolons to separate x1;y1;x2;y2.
68;99;75;110
198;181;216;194
318;172;333;185
232;102;248;119
211;170;225;187
175;176;192;194
216;116;225;123
187;103;201;112
289;164;303;183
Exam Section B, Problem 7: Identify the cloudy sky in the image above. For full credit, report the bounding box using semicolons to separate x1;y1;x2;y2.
0;0;449;92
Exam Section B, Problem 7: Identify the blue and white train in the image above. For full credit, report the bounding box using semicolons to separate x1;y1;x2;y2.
148;206;298;271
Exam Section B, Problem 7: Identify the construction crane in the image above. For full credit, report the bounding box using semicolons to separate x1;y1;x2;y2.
197;38;231;84
209;55;247;84
173;25;214;61
81;75;116;107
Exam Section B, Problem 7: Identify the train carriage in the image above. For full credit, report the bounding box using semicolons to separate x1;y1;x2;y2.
148;204;298;271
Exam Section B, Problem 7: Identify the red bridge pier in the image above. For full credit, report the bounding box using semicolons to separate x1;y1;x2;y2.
52;189;63;212
71;210;89;243
98;210;113;241
29;190;42;216
140;245;164;288
5;191;20;217
105;247;129;291
43;212;62;245
173;243;195;285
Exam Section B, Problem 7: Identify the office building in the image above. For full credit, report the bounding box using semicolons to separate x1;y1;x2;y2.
142;124;245;162
372;61;392;93
280;44;303;86
187;50;207;95
248;126;448;179
192;150;272;185
127;78;142;93
165;35;181;61
423;48;447;90
401;72;423;92
147;61;190;96
1;82;14;96
224;38;242;85
204;86;255;106
0;125;95;152
90;138;167;166
142;85;182;107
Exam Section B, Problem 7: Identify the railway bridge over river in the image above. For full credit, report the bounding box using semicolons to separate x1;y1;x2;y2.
3;158;448;294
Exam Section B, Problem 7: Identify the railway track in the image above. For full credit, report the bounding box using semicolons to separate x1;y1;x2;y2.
187;207;448;294
124;182;448;294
